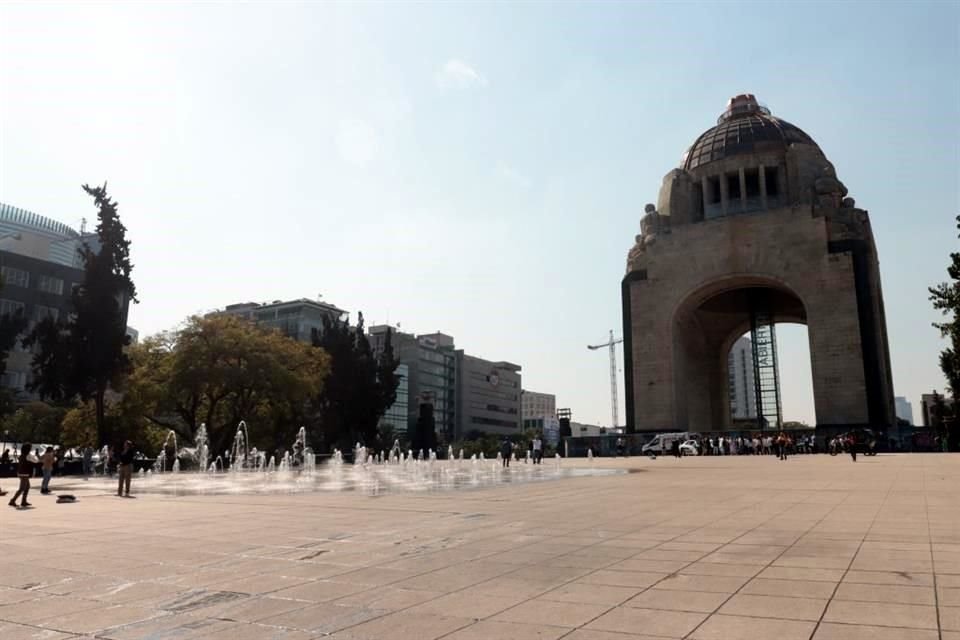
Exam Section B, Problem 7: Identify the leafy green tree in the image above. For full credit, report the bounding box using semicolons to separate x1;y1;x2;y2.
1;401;67;444
120;315;329;455
26;183;137;444
930;215;960;401
311;313;400;451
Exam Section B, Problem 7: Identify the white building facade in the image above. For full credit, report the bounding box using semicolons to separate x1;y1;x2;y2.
728;336;757;420
521;390;556;420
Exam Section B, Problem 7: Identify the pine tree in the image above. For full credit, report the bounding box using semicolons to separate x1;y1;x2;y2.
930;215;960;400
311;313;400;451
26;183;137;444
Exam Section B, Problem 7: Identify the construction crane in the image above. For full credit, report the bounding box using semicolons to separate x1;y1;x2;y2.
587;330;624;429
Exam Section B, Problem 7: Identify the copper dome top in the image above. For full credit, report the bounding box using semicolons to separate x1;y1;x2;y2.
682;94;819;170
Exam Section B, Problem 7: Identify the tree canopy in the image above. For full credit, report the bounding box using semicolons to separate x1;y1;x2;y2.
930;215;960;401
26;183;137;444
311;313;400;452
121;314;330;454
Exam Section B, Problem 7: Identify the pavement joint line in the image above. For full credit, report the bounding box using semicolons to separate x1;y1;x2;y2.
672;466;859;640
804;458;903;640
924;461;945;640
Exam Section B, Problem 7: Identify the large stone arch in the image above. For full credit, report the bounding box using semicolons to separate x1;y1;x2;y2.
670;274;807;431
623;96;895;439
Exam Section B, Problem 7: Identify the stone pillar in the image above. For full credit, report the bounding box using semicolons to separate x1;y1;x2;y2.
759;165;768;209
738;168;747;212
701;176;710;220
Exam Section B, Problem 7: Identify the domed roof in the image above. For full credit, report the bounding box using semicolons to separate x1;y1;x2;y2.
681;94;819;171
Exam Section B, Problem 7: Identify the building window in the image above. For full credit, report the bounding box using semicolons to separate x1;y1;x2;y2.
744;168;761;199
34;305;59;321
707;176;721;204
765;167;780;197
726;172;741;200
37;275;64;295
0;266;29;288
0;299;24;316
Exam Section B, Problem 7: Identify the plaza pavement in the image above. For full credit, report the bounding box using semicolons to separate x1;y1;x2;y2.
2;453;960;640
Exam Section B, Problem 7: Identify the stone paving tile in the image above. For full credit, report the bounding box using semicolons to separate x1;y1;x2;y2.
269;579;370;602
585;606;708;637
257;602;386;634
563;631;671;640
822;600;939;629
834;581;935;604
0;621;76;640
538;582;639;605
38;604;157;635
688;614;817;640
719;593;828;620
812;622;940;639
442;619;569;640
625;588;727;613
843;569;934;586
328;611;473;639
492;600;610;627
405;592;517;618
651;572;751;593
741;577;837;598
576;570;666;588
99;613;234;639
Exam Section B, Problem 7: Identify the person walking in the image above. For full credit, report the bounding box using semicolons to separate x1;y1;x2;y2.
82;446;93;479
40;446;56;494
532;435;543;464
848;435;857;462
117;440;135;497
8;443;34;508
500;438;512;468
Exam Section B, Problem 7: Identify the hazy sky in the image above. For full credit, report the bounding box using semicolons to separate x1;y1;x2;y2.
1;2;957;427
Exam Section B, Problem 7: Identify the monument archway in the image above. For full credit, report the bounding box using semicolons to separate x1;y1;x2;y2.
671;277;808;431
622;95;895;439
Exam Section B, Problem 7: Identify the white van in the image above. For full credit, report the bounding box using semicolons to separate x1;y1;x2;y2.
641;432;693;456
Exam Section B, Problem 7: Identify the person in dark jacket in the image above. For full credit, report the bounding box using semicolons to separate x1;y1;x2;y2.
500;438;512;468
8;443;34;508
117;440;136;497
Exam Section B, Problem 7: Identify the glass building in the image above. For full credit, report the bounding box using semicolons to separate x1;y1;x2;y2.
379;363;409;436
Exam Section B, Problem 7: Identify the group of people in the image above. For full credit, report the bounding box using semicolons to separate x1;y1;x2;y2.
0;440;137;509
686;433;815;458
499;435;544;467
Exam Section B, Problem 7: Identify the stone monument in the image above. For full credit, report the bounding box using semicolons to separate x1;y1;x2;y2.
622;94;895;438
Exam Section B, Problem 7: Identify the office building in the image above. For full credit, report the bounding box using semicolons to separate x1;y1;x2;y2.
0;202;125;395
370;325;523;441
522;390;556;420
895;396;914;425
379;363;409;437
922;393;955;427
215;298;347;343
369;326;457;441
455;350;521;437
728;336;757;420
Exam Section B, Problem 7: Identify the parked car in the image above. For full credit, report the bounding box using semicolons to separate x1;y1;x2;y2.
679;440;700;456
641;432;693;456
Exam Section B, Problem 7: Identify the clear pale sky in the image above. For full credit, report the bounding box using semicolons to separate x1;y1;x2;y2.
1;2;957;427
